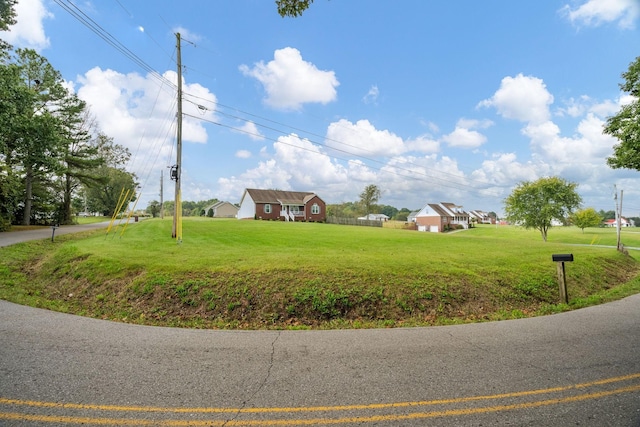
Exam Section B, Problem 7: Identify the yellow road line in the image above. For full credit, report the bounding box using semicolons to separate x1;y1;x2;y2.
1;372;639;415
0;384;639;426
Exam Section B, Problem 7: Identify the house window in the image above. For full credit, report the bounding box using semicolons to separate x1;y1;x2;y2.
311;203;320;214
264;204;271;214
291;206;300;214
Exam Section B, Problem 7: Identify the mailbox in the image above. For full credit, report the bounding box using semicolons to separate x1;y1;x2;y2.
552;253;573;262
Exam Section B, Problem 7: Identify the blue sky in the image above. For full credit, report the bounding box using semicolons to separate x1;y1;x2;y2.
3;0;640;215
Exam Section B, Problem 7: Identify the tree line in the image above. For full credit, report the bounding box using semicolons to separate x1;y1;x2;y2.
0;2;136;230
145;199;232;218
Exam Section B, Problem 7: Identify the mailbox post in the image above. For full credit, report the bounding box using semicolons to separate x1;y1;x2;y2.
51;224;59;242
552;254;573;304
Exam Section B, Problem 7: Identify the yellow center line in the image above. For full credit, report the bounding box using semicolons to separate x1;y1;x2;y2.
0;384;639;426
1;372;639;415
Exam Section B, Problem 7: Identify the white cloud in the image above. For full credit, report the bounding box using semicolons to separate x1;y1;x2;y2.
470;153;546;197
526;114;617;169
589;99;620;117
1;0;52;50
561;0;639;29
76;67;217;184
221;67;632;211
441;119;492;149
363;85;379;104
234;120;264;141
472;72;629;211
325;119;405;156
236;150;252;159
478;74;553;124
217;134;349;201
275;134;349;186
555;95;592;118
442;127;487;149
239;47;339;111
172;26;202;43
405;135;440;153
379;154;477;206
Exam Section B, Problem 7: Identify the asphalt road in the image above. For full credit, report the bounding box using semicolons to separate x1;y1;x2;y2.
0;221;114;248
0;224;639;426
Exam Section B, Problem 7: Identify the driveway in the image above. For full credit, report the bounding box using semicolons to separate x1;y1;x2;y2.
0;221;113;248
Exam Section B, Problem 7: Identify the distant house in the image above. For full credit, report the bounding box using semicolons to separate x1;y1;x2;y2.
407;210;420;223
414;202;470;232
603;217;634;227
358;213;389;221
237;188;326;222
469;210;494;224
204;201;238;218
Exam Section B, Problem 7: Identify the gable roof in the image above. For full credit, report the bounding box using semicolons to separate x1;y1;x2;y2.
244;188;324;205
416;202;469;218
469;210;487;219
604;218;630;224
204;200;235;210
438;202;468;216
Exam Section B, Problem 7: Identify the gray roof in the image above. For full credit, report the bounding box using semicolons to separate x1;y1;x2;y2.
244;188;323;205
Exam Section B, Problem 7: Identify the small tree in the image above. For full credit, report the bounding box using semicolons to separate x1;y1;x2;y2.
570;208;603;233
359;184;381;216
146;200;161;218
504;176;582;242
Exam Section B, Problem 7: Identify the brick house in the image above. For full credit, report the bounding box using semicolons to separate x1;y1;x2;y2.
414;202;470;232
237;188;326;222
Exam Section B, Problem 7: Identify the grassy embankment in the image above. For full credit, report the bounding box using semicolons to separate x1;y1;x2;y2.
1;218;639;329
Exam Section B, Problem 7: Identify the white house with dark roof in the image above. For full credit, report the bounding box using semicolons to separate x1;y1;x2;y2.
468;210;494;224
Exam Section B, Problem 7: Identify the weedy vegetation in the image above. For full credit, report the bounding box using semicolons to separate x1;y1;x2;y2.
1;218;639;329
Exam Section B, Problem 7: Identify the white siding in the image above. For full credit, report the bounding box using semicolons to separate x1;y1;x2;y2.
237;194;256;219
415;205;438;218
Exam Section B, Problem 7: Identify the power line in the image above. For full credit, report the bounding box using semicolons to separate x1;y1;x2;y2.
54;0;514;204
182;112;509;198
182;95;509;195
53;0;175;91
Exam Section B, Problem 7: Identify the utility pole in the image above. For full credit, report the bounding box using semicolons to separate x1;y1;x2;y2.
172;32;183;239
618;189;624;251
160;169;164;219
614;185;623;252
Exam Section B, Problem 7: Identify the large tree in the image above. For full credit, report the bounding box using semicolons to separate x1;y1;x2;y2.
0;63;27;227
86;167;137;217
55;95;106;224
84;134;136;217
605;56;640;170
0;0;17;56
10;49;67;225
359;184;381;216
504;177;582;242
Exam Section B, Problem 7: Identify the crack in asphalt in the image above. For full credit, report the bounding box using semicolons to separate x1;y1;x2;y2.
222;331;281;426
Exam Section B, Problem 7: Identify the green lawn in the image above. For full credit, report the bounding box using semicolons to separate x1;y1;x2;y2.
75;215;112;225
1;218;639;329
